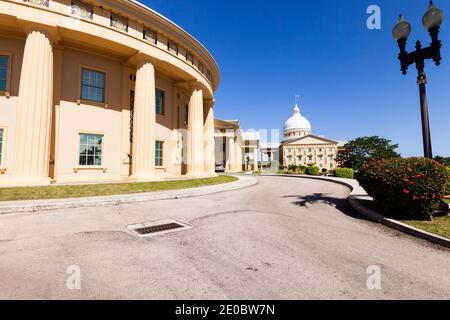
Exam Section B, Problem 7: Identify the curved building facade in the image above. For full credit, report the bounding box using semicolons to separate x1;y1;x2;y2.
0;0;220;185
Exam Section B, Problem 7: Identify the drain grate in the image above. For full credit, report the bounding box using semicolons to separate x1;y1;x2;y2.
127;220;191;237
134;223;184;235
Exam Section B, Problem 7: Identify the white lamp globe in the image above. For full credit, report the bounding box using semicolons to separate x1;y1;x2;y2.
422;1;444;30
392;15;412;41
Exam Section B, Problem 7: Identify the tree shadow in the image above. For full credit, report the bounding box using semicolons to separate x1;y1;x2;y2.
283;193;365;220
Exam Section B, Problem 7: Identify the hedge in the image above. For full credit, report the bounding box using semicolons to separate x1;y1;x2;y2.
305;166;320;176
333;168;354;179
358;157;448;220
446;167;450;196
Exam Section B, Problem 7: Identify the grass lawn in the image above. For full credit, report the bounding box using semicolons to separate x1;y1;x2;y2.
357;199;450;239
401;217;450;239
0;175;238;202
444;199;450;204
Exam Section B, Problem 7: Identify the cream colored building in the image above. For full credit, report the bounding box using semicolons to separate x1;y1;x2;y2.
214;119;259;173
0;0;221;186
280;103;342;171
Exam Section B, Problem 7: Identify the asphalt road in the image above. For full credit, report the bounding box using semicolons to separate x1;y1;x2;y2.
0;176;449;299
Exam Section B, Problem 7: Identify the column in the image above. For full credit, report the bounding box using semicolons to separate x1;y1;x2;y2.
237;142;243;172
13;28;54;185
203;102;215;175
131;59;156;180
187;87;204;175
253;148;258;172
227;136;235;172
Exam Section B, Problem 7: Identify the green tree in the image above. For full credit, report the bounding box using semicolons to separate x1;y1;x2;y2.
336;136;400;170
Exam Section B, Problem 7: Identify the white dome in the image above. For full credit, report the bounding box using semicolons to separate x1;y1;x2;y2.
283;104;311;133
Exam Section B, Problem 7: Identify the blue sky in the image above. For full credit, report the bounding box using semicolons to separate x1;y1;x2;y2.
144;0;450;157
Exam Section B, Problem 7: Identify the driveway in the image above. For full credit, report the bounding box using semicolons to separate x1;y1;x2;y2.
0;176;449;299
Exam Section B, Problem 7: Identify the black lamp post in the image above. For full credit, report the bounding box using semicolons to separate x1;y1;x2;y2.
392;1;444;159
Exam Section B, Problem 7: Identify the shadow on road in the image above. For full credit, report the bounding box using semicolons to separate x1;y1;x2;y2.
283;193;365;220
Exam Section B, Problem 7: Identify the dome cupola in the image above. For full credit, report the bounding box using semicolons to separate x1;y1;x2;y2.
283;97;311;139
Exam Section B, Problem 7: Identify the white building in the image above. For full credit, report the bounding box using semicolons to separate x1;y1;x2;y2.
280;102;343;171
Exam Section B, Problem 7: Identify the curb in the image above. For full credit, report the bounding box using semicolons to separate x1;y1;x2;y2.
348;197;450;248
0;175;258;215
263;174;450;248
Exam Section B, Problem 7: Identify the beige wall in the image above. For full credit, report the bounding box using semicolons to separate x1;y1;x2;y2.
154;74;174;177
0;37;24;179
55;48;122;181
282;143;338;170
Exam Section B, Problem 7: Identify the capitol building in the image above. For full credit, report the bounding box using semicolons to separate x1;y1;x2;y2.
279;102;343;171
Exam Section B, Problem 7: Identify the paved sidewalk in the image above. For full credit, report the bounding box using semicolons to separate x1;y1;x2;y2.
0;175;257;215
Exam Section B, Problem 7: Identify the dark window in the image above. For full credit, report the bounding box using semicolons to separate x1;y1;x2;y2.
79;134;103;166
0;55;9;92
156;88;165;115
0;128;4;165
155;140;164;166
81;68;105;103
184;105;189;125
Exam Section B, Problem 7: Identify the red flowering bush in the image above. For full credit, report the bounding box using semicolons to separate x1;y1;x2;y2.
446;167;450;196
358;158;449;220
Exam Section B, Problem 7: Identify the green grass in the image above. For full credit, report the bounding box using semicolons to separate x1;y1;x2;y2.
444;199;450;204
357;199;450;239
401;217;450;239
0;175;238;202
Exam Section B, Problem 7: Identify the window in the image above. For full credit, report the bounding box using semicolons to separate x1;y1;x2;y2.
186;52;194;65
167;41;179;55
79;134;103;166
156;89;165;115
155;140;164;166
110;13;128;32
184;105;189;125
0;129;4;165
71;0;93;20
0;55;9;93
143;28;157;44
81;68;105;103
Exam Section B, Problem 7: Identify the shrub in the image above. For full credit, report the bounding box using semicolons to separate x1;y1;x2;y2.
358;157;448;220
446;167;450;196
277;165;310;175
305;166;320;176
334;168;354;179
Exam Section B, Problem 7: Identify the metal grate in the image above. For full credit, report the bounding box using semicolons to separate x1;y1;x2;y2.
134;222;185;235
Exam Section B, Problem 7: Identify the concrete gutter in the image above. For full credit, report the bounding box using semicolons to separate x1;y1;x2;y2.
263;173;450;248
0;175;257;215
